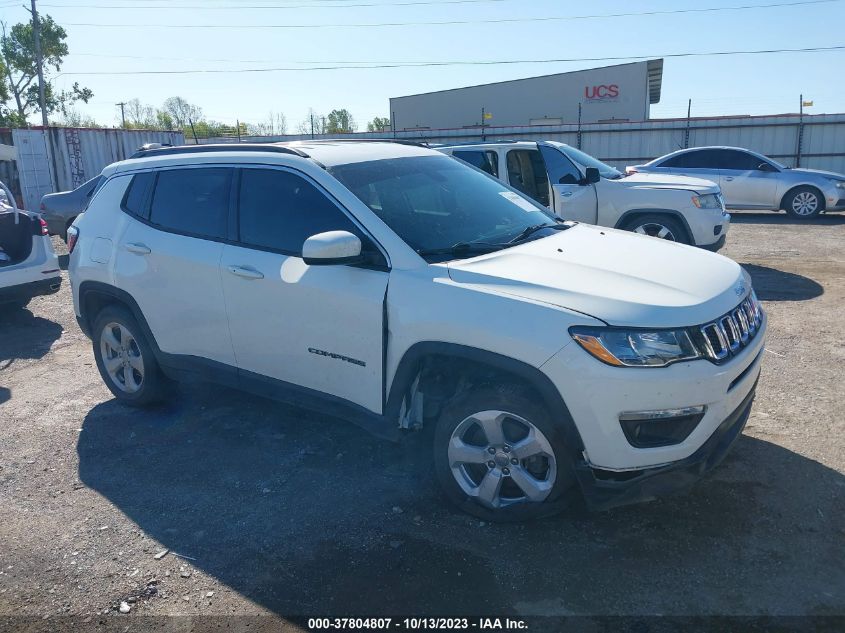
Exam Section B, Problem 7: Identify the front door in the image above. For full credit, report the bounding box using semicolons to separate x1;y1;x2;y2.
718;150;780;209
537;142;597;223
220;166;388;414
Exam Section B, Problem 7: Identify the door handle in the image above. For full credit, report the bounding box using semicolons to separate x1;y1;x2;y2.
125;242;151;255
561;191;573;197
227;265;264;280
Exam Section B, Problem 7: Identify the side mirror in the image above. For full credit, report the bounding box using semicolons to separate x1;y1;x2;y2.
583;167;600;184
302;230;363;266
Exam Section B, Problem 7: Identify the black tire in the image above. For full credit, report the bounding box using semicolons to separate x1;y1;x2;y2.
783;186;823;219
433;385;578;522
622;214;690;244
92;305;170;406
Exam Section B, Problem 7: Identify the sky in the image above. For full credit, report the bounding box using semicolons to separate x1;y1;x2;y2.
1;0;843;130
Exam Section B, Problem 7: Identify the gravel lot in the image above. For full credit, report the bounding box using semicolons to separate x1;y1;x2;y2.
0;213;843;627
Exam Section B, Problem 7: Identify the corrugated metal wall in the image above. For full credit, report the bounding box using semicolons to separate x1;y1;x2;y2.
6;127;184;211
216;112;845;174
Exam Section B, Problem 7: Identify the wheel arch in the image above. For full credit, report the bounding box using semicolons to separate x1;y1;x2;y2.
386;342;585;455
780;184;825;212
78;281;162;357
614;208;694;243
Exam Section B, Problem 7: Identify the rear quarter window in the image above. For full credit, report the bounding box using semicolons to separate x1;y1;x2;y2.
120;172;155;219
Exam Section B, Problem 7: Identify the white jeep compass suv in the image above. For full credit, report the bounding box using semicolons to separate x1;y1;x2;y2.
68;141;765;521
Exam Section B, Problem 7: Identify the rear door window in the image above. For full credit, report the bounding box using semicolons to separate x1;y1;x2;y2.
662;149;724;169
506;149;550;206
452;150;499;177
148;167;232;240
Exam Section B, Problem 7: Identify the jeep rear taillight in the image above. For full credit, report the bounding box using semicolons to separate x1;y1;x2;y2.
67;225;79;254
39;217;49;236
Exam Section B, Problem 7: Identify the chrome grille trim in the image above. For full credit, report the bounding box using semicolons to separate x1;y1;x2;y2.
697;294;763;363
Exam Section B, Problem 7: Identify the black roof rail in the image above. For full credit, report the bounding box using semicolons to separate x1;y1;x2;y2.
438;140;523;147
296;138;429;148
129;143;309;159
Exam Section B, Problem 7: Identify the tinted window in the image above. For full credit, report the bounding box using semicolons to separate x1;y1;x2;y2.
538;145;582;185
238;168;359;255
149;168;231;239
453;150;499;177
506;150;550;206
662;150;723;169
121;172;155;218
720;150;766;171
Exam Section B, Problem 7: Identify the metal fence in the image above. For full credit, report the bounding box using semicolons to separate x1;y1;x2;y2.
3;127;184;211
201;112;845;174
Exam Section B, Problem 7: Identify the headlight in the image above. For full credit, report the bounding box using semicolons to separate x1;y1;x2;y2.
831;179;845;190
570;326;701;367
691;193;722;209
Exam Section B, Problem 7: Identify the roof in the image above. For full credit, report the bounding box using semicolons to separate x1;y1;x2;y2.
117;140;439;171
284;140;435;167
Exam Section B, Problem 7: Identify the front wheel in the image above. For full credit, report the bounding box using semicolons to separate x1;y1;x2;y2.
92;305;170;406
622;214;689;244
433;386;578;521
784;187;823;219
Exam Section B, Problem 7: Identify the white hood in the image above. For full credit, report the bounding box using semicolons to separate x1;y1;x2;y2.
617;172;720;193
446;224;747;328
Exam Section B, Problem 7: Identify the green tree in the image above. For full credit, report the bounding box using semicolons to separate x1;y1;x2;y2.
367;116;391;132
326;108;356;133
0;16;93;123
161;96;203;130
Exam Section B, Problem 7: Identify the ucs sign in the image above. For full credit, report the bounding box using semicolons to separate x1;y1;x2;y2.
585;84;619;100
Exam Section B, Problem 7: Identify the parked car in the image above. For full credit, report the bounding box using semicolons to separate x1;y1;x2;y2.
0;181;62;310
628;146;845;219
68;141;765;521
438;141;730;250
40;175;104;240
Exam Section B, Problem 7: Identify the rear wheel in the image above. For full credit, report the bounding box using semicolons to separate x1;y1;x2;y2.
623;214;689;244
433;386;578;521
92;305;170;406
783;186;823;219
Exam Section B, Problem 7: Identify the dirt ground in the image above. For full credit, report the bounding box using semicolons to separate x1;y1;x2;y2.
0;213;843;629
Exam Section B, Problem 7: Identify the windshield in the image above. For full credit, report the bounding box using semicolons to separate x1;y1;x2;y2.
329;155;559;261
559;146;623;179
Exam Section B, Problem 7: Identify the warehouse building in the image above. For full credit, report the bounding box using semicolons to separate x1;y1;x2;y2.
389;59;663;130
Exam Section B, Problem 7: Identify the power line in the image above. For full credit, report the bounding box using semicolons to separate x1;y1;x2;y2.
40;0;511;9
61;0;841;28
55;45;845;76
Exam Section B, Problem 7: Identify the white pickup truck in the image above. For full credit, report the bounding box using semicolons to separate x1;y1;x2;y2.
438;141;730;250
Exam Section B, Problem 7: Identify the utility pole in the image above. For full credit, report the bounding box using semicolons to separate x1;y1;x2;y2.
116;102;127;128
683;98;692;149
577;102;582;149
28;0;49;128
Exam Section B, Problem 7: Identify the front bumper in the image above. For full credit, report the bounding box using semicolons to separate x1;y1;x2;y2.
0;276;62;304
575;378;757;511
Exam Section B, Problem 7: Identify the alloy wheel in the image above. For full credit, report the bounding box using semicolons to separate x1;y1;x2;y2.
791;191;819;216
633;222;676;240
447;410;557;509
100;322;145;393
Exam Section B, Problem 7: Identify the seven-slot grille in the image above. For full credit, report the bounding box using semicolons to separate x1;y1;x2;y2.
696;294;763;362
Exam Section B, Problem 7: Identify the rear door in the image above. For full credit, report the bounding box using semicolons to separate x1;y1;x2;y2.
113;166;236;368
220;166;388;413
537;142;597;223
505;147;552;208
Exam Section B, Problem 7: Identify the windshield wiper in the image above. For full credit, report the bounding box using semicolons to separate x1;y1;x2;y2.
508;223;569;244
416;241;505;257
